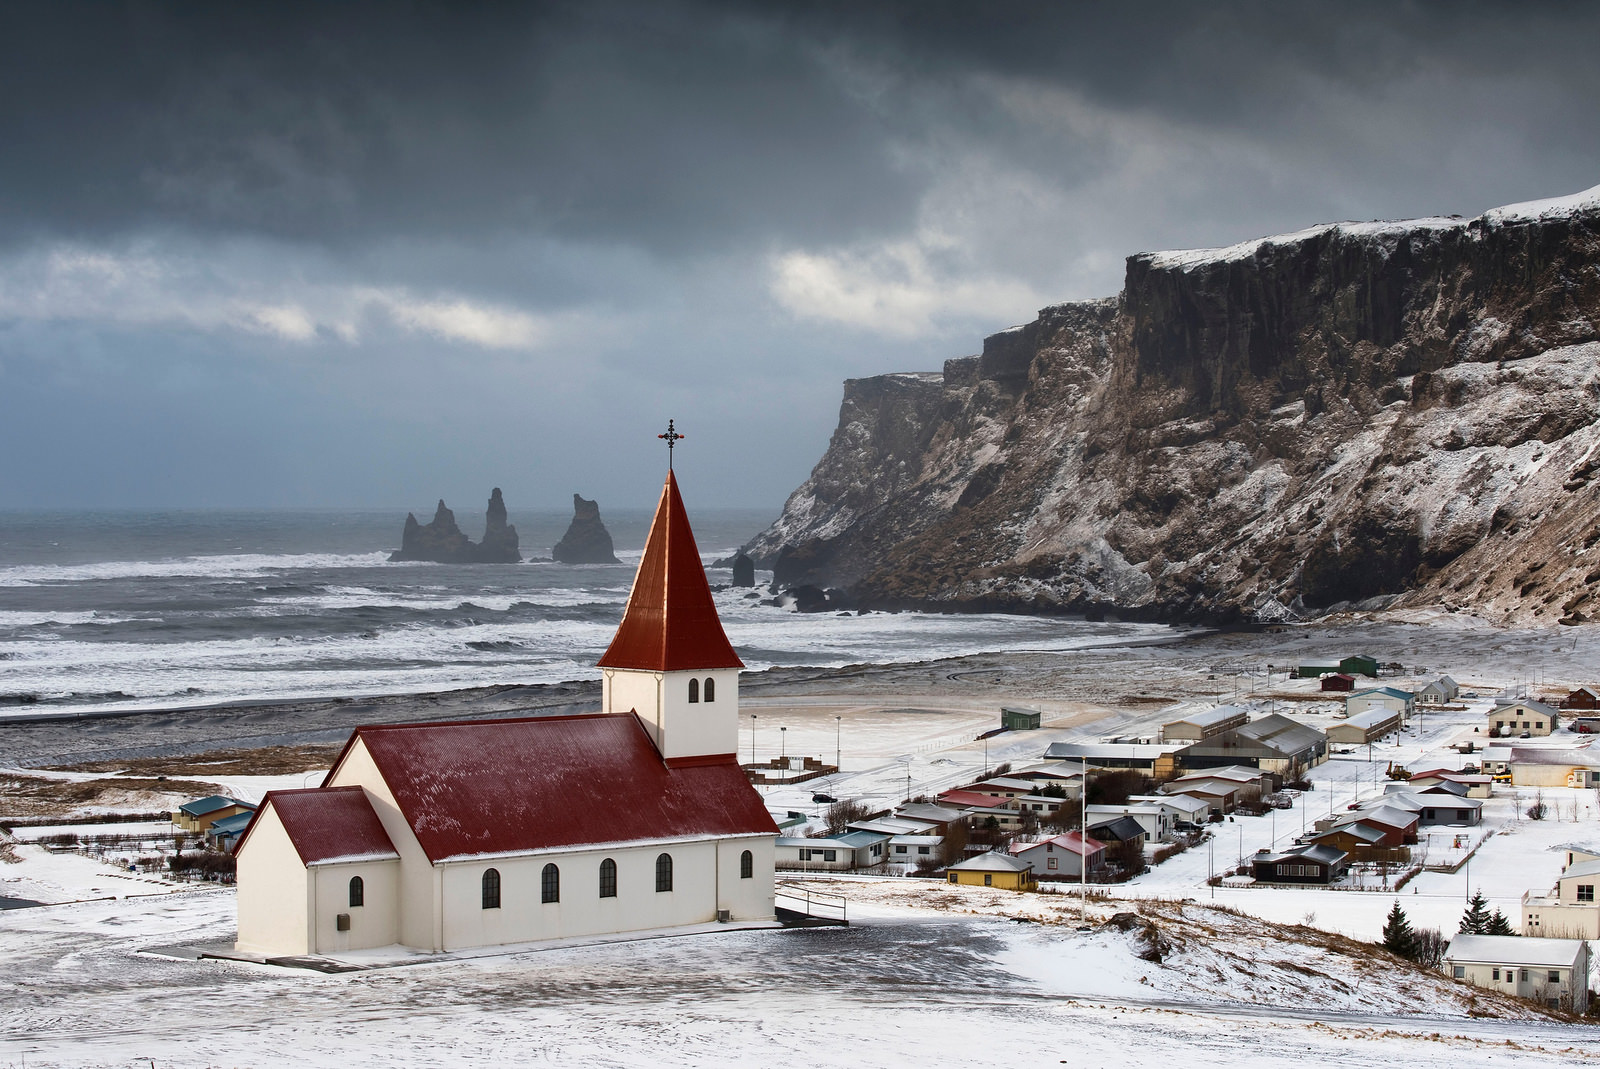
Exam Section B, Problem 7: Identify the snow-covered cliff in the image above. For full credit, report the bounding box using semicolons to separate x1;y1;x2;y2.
747;186;1600;623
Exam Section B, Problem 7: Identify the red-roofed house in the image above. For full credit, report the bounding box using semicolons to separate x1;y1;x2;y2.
235;469;779;958
1009;833;1106;879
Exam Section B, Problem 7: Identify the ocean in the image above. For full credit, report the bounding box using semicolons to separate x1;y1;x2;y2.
0;508;1174;715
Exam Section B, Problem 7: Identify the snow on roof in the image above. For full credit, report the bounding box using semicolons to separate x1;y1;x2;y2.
1558;859;1600;882
831;830;891;848
937;789;1012;810
1166;705;1248;728
1446;934;1588;968
239;786;399;866
1313;822;1384;846
948;851;1032;873
895;803;966;822
596;470;743;672
1510;746;1600;768
1349;687;1413;702
331;713;777;862
1348;803;1419;826
1170;765;1264;784
1010;832;1104;858
1343;707;1402;729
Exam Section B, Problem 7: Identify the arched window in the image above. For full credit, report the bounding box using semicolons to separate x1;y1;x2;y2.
739;849;753;880
688;678;699;703
655;852;673;892
541;863;560;904
482;867;501;909
704;677;715;703
348;875;365;907
599;857;617;898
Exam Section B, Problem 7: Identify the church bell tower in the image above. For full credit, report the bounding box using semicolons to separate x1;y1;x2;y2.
597;438;743;764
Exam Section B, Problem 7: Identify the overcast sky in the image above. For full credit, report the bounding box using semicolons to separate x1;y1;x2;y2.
2;1;1598;512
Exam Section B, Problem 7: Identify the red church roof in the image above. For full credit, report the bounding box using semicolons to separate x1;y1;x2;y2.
597;470;743;672
238;785;399;865
326;713;776;862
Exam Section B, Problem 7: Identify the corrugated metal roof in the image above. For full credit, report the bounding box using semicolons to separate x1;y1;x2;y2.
239;786;399;866
333;713;777;862
1446;934;1586;968
596;471;743;672
178;795;239;817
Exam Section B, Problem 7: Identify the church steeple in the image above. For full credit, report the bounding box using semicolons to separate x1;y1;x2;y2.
598;466;743;762
597;470;743;672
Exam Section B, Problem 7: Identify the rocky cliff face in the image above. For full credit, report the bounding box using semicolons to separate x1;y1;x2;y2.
552;494;620;564
747;186;1600;624
390;489;521;563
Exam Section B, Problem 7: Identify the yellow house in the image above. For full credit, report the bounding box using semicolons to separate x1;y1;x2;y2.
173;795;254;834
946;851;1036;891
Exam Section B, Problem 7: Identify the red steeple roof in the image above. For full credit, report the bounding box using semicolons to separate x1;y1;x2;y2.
597;470;744;672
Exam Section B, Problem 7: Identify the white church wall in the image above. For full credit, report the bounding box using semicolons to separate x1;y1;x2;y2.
716;836;775;921
603;669;663;742
659;669;740;760
234;805;310;957
310;860;400;954
325;740;440;951
438;837;749;951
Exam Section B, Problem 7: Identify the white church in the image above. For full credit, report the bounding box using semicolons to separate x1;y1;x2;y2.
234;468;779;957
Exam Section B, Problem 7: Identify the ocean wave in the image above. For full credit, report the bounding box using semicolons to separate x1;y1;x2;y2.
0;551;394;587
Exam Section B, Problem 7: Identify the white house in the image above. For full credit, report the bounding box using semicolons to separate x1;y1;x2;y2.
1445;934;1590;1011
1009;832;1105;879
1522;858;1600;939
1343;687;1414;721
1415;676;1459;705
235;470;778;958
1084;803;1172;843
1490;699;1560;738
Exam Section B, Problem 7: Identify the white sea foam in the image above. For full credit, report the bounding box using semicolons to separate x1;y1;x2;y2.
0;551;393;587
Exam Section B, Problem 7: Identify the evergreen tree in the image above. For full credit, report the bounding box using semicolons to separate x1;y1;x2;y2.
1486;909;1516;936
1382;901;1419;959
1460;890;1491;934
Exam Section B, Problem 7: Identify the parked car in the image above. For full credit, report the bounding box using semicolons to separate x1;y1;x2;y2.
811;793;837;804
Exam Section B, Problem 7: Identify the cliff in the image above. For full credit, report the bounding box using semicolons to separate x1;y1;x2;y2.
390;488;521;563
747;185;1600;624
552;494;620;564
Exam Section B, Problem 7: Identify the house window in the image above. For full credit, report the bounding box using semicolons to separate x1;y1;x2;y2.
541;863;560;904
1453;966;1465;979
1520;969;1529;982
948;873;957;883
822;850;836;862
1047;857;1058;870
917;846;930;855
599;858;617;898
1549;970;1562;983
1492;968;1500;981
895;845;908;854
482;868;501;910
1578;884;1595;902
656;852;673;892
688;679;699;703
984;874;993;886
740;849;753;879
704;677;715;702
1535;722;1543;730
348;875;364;908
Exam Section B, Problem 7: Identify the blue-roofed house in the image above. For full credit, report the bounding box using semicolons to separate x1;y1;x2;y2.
205;808;259;852
174;795;254;833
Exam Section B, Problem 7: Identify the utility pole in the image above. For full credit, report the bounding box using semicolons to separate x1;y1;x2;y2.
750;714;757;766
835;715;841;772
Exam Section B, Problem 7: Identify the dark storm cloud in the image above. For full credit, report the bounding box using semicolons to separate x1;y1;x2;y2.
6;1;1596;255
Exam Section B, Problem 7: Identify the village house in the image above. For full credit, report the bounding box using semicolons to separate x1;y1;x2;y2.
1444;935;1590;1011
1009;832;1105;880
1159;705;1249;744
1380;786;1483;826
1174;714;1326;777
1405;768;1492;798
1250;843;1350;885
1343;686;1414;722
892;802;968;834
1560;686;1600;711
1040;741;1185;777
1294;654;1378;679
1128;792;1211;829
1085;803;1173;843
888;835;944;868
1304;822;1389;856
174;795;255;834
775;831;888;872
1522;857;1600;939
1326;706;1402;745
1320;673;1356;692
1087;815;1146;856
233;470;778;958
1489;699;1560;738
946;852;1035;891
1415;676;1459;705
1509;744;1600;788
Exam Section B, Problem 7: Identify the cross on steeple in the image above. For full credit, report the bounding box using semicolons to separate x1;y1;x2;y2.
658;419;685;469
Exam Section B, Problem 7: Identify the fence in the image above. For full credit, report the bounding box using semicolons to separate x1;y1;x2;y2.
775;881;848;923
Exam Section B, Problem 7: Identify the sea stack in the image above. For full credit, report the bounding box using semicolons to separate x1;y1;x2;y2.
552;494;621;564
475;488;522;563
731;551;756;587
390;490;521;563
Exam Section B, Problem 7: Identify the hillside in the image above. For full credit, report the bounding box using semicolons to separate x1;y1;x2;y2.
747;186;1600;623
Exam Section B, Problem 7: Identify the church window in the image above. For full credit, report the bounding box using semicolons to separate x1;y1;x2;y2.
740;849;753;879
656;852;674;892
482;868;501;909
704;677;715;702
541;863;560;904
348;875;364;908
599;858;617;898
688;678;699;703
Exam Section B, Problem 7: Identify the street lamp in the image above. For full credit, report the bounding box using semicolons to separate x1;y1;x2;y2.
750;714;757;766
835;715;841;772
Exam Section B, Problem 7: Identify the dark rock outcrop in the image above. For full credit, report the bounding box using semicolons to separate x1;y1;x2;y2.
552;494;620;564
390;489;521;563
745;186;1600;624
731;551;756;587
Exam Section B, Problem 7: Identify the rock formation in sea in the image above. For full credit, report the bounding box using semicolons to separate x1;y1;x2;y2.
390;489;521;563
731;551;756;587
552;494;621;564
745;185;1600;625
